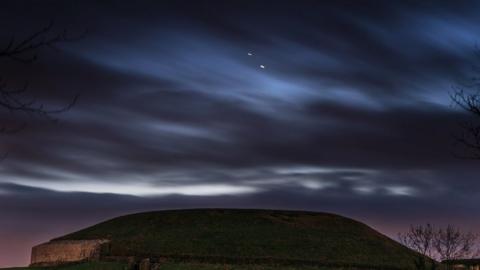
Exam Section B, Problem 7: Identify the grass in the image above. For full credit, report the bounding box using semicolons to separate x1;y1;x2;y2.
157;262;340;270
53;209;421;269
1;262;347;270
2;262;127;270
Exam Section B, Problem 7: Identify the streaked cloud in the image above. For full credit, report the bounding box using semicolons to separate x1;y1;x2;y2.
1;0;480;266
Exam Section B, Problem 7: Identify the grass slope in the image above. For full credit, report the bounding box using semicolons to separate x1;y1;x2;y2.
2;262;127;270
2;262;341;270
55;209;419;269
156;262;340;270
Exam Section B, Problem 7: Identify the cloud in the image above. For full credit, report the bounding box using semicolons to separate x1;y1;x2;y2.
0;0;478;205
2;0;480;266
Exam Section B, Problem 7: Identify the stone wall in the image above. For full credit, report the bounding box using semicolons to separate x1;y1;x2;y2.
30;239;109;266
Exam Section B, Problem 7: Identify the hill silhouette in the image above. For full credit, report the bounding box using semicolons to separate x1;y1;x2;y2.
51;209;420;269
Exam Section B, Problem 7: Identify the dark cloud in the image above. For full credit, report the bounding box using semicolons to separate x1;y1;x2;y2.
1;0;480;267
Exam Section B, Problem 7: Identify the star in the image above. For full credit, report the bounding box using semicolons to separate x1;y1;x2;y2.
260;65;265;69
247;52;253;56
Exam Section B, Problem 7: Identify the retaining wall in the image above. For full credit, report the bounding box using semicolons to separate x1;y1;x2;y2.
30;239;109;266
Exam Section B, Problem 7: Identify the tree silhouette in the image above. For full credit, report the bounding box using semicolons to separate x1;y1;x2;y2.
398;223;436;258
399;224;479;262
451;85;480;159
0;22;80;133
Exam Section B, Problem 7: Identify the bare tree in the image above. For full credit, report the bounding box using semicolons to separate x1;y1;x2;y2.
399;223;436;258
0;21;80;132
434;225;479;261
399;224;479;262
451;66;480;159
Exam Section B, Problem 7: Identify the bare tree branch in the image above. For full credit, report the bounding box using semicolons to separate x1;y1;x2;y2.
399;224;479;262
399;223;436;258
0;22;83;133
0;21;84;63
434;225;479;261
451;83;480;159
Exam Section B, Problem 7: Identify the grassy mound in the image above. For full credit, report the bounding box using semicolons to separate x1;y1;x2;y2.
55;209;419;269
3;262;338;270
3;262;127;270
150;262;342;270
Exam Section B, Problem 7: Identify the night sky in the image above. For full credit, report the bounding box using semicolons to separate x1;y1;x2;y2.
1;0;480;267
